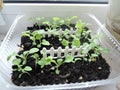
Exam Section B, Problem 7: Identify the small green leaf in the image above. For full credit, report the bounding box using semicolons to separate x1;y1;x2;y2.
53;31;59;36
64;29;70;35
37;44;41;48
29;48;39;54
74;57;82;61
42;21;51;25
83;58;88;61
37;30;45;34
37;59;45;68
90;42;96;49
35;17;44;21
30;37;35;41
22;31;30;36
65;54;74;63
40;50;46;55
72;38;80;47
23;51;29;56
59;19;65;25
53;17;60;22
18;73;23;78
55;69;60;74
91;54;98;57
35;34;42;40
12;59;21;65
41;39;50;46
75;20;83;34
45;56;53;65
22;33;30;37
61;39;69;46
81;49;89;54
57;59;63;66
71;16;78;19
7;52;16;61
33;41;36;45
33;53;39;59
24;66;32;71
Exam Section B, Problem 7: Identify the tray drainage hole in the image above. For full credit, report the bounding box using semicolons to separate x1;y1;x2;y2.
61;53;64;57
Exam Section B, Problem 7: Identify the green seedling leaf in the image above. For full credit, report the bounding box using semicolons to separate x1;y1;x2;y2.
57;59;63;66
32;30;44;37
33;41;36;46
91;54;98;57
35;17;44;21
82;49;89;54
7;52;17;61
22;31;30;36
35;34;42;40
12;59;21;65
37;44;41;48
75;20;83;33
74;57;82;61
71;16;78;19
33;53;39;59
41;39;50;46
59;19;65;25
90;34;102;42
24;66;32;71
65;54;74;63
29;48;39;54
45;56;54;65
37;58;45;68
42;21;50;25
22;33;30;37
52;30;59;36
30;37;35;41
23;51;29;56
72;38;80;47
90;42;97;49
61;39;69;46
55;69;60;74
86;30;91;34
37;30;45;34
40;50;46;55
83;58;88;61
53;17;60;22
64;29;70;38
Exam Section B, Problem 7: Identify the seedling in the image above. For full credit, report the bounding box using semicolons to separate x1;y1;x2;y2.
22;30;50;48
7;48;39;78
12;58;32;78
29;17;44;27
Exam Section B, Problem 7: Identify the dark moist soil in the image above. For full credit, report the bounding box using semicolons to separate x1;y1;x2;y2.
12;55;110;86
11;23;111;86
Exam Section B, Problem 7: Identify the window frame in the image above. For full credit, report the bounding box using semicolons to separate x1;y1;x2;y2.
4;0;108;4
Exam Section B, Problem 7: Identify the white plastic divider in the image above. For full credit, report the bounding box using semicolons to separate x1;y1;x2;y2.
41;45;90;59
33;28;91;58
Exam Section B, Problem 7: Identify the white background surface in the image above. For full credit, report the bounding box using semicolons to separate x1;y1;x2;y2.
0;3;119;90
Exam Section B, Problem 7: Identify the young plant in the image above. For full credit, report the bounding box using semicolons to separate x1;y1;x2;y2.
52;17;60;29
7;48;39;78
64;16;78;27
22;30;50;48
12;58;32;78
29;17;44;27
